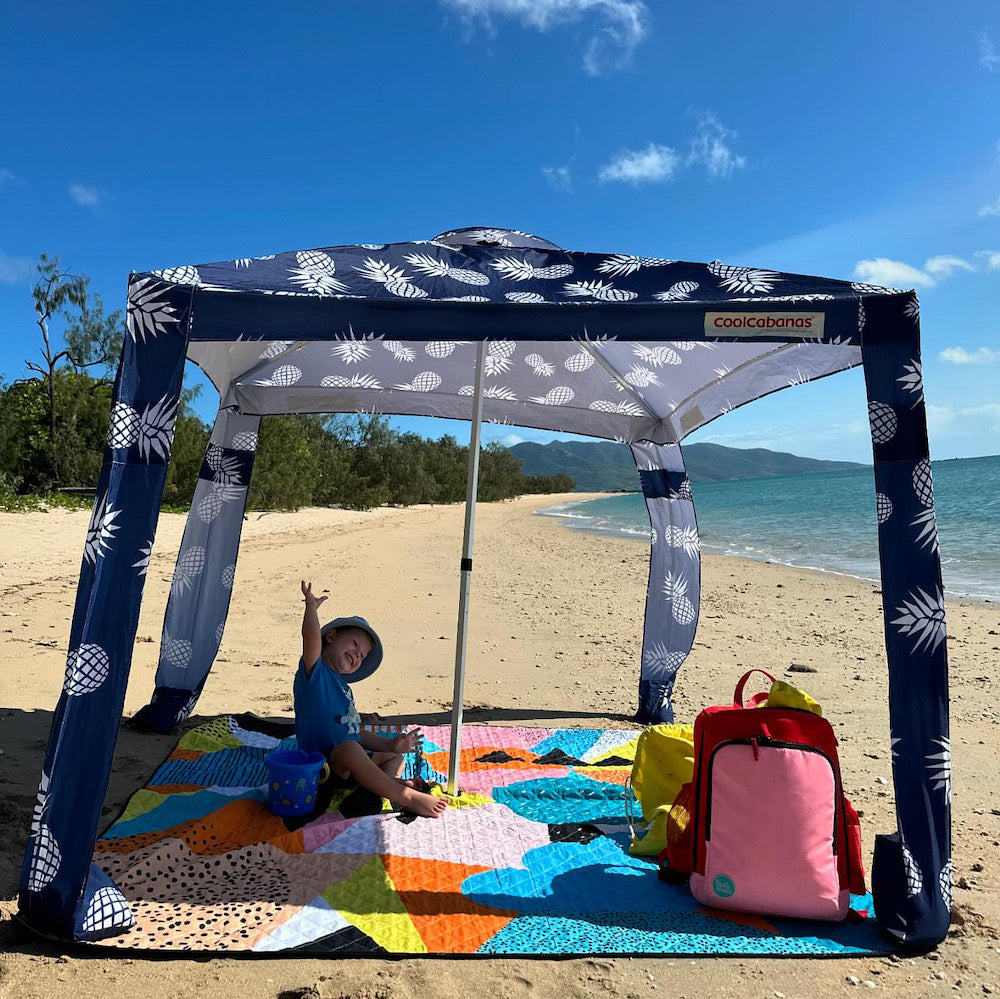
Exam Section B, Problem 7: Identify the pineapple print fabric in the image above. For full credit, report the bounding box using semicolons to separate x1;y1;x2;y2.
88;715;889;956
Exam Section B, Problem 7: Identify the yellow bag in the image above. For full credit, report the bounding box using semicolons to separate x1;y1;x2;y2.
626;723;695;856
766;678;823;716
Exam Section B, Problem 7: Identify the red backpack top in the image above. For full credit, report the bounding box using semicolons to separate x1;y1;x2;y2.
661;669;866;921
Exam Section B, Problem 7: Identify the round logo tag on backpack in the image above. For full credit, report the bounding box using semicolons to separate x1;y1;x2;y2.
713;874;735;898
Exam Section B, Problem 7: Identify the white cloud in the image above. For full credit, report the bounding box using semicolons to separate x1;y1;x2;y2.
924;255;976;278
980;32;999;71
441;0;649;75
939;346;1000;365
542;164;573;190
979;197;1000;218
0;250;32;284
69;183;103;208
599;142;679;184
499;433;526;446
927;402;1000;440
975;249;1000;269
687;113;746;179
853;254;976;289
0;168;21;189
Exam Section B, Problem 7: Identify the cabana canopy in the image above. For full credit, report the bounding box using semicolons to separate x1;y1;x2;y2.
19;228;950;950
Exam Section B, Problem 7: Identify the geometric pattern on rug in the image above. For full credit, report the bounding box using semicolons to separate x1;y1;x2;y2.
92;715;892;955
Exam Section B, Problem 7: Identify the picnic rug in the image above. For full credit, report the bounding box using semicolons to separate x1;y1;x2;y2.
91;714;893;955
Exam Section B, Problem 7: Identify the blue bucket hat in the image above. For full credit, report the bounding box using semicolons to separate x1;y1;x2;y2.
320;616;383;683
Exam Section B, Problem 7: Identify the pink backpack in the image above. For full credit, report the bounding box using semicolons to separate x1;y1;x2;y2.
661;670;866;921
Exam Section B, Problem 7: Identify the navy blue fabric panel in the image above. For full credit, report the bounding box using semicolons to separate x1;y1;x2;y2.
637;679;673;724
638;468;689;499
131;685;201;733
862;321;951;948
197;447;255;484
18;279;189;940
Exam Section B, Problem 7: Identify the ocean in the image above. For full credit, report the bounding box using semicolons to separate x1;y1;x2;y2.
537;453;1000;602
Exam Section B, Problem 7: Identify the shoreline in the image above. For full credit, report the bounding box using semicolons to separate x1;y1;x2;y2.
535;492;997;605
1;495;998;997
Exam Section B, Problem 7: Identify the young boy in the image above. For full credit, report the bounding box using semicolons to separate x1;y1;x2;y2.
295;580;447;819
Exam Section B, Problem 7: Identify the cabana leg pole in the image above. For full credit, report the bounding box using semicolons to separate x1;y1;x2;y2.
447;339;487;795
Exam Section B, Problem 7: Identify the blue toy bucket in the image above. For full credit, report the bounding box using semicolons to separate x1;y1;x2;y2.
265;749;330;816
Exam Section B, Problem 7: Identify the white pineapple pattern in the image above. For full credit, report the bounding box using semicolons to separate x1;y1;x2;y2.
441;295;491;302
564;349;595;372
852;281;903;295
708;261;780;295
288;250;349;295
484;340;517;376
127;278;181;343
563;280;637;302
176;690;200;723
457;228;517;246
662;572;696;625
331;338;374;364
197;484;244;524
354;258;427;298
231;431;259;451
654;281;700;302
65;643;111;696
925;737;951;805
107;403;141;448
215;621;225;645
505;291;547;303
891;586;946;653
320;373;382;389
901;841;923;898
596;254;675;277
426;341;470;359
876;493;893;525
458;384;518;400
84;494;121;564
664;525;700;557
904;297;920;322
137;395;178;461
133;540;153;576
868;401;898;444
151;265;202;286
939;860;953;909
911;507;938;552
393;371;442;392
589;399;646;416
206;448;244;486
253;364;302;387
221;564;236;589
525;353;555;377
489;257;574;281
161;633;194;670
857;298;866;334
384;340;416;362
912;459;934;506
27;772;61;892
713;365;732;379
623;365;661;388
528;386;575;406
641;644;687;672
171;545;207;596
897;360;923;407
258;340;295;360
671;340;716;351
633;344;681;367
403;253;490;285
81;885;133;934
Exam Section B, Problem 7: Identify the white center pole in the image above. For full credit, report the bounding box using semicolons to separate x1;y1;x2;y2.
447;339;488;795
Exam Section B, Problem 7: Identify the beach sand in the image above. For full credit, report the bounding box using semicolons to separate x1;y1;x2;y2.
1;494;998;997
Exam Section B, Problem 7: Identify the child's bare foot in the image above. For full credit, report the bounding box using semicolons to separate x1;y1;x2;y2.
397;787;447;818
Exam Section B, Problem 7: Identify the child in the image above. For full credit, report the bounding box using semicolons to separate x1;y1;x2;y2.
295;580;447;819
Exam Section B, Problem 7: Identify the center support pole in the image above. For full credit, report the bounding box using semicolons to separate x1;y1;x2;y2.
447;339;488;795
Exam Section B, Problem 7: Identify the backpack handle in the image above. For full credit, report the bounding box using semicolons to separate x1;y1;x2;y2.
733;669;775;708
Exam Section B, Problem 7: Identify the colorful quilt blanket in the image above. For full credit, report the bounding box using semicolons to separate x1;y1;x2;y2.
93;715;891;955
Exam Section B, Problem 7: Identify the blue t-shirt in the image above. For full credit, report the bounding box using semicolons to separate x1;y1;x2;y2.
293;656;362;755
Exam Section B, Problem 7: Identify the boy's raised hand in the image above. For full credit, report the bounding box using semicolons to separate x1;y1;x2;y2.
301;580;328;611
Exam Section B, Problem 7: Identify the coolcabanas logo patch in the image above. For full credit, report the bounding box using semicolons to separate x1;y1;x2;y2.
705;312;825;337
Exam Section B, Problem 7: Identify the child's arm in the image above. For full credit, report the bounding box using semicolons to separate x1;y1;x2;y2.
359;728;423;755
300;580;328;678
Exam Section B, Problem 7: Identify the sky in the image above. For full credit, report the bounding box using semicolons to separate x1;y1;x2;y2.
1;1;998;464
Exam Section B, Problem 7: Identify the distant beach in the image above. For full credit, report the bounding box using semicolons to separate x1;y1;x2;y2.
538;454;1000;602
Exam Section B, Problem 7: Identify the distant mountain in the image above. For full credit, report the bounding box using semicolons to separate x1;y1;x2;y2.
510;440;865;492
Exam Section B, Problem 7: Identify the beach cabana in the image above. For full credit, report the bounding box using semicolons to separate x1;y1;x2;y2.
19;227;950;948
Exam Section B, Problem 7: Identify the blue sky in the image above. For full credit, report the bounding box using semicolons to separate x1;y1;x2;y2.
1;1;998;463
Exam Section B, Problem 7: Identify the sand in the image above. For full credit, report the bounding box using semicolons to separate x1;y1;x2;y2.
1;494;998;997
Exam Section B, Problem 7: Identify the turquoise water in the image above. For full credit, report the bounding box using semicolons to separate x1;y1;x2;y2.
538;454;1000;602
